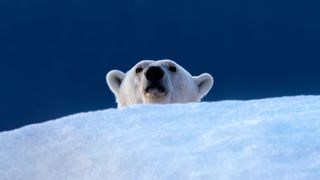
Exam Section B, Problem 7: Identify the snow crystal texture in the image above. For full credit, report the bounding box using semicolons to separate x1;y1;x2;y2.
1;96;320;180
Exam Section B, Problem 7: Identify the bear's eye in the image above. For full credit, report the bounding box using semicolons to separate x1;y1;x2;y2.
135;67;143;74
168;66;177;72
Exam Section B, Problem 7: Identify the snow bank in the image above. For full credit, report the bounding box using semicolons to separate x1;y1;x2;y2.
1;96;320;180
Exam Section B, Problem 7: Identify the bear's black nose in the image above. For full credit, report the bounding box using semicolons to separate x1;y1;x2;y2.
145;66;164;82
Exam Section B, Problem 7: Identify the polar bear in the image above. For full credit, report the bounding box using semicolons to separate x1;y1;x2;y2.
106;59;213;107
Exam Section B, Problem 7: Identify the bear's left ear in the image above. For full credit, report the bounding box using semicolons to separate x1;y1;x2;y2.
193;73;214;98
106;70;125;95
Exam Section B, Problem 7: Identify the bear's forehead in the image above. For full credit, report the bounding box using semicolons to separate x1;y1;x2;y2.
134;59;177;67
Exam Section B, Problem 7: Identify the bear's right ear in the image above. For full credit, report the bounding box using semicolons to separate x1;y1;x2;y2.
193;73;214;99
106;70;125;95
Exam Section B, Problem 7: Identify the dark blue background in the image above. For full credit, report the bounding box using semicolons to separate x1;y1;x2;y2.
1;0;319;131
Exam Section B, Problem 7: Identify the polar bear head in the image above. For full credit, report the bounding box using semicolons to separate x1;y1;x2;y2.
106;59;213;108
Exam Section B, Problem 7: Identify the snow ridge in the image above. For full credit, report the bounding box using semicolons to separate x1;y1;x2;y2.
1;96;320;180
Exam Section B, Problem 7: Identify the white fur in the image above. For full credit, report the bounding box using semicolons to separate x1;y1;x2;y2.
106;59;214;108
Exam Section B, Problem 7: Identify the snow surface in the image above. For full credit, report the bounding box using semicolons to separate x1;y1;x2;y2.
1;96;320;180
